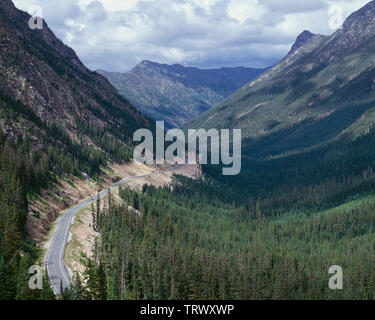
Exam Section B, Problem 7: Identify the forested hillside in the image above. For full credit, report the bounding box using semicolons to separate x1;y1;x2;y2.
75;2;375;300
188;1;375;157
0;0;153;170
0;127;54;299
80;171;375;300
3;0;375;301
0;0;152;300
76;107;375;300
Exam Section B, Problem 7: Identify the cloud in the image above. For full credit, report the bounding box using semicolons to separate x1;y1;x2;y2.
13;0;370;71
261;0;328;14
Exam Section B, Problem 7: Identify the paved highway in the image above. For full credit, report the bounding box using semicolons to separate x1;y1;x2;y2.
45;170;172;295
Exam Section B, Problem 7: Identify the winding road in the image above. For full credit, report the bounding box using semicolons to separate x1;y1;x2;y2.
45;168;178;295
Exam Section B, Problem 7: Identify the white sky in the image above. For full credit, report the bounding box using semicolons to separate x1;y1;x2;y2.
13;0;371;72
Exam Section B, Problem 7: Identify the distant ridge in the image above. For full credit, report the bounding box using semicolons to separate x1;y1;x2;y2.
98;62;269;128
187;0;375;157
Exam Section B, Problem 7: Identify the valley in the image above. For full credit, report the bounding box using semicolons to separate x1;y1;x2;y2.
98;62;268;128
2;0;375;302
45;162;198;295
187;3;375;158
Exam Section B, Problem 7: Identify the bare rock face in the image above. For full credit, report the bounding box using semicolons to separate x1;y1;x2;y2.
311;0;375;65
0;0;152;146
0;0;156;244
289;30;316;54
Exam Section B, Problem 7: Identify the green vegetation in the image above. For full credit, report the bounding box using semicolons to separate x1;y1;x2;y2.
0;91;133;179
76;119;375;300
187;16;375;158
75;117;132;163
0;126;55;299
3;0;375;301
78;176;375;300
0;87;125;300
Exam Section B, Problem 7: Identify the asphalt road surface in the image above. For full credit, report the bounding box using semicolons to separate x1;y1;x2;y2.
45;169;175;295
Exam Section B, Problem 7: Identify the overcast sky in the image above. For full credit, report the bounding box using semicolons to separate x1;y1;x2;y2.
13;0;370;72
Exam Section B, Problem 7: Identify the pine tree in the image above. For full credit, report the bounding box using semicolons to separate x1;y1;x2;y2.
0;126;4;146
97;262;107;300
96;192;101;231
40;274;55;300
91;202;96;231
72;274;86;300
0;256;15;299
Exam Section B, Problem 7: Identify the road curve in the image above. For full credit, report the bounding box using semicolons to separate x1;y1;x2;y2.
45;170;172;295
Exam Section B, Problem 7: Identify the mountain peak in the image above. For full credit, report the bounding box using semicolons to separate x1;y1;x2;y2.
140;60;152;65
139;60;159;67
101;62;268;128
0;0;152;153
289;30;316;54
345;0;375;20
343;0;375;32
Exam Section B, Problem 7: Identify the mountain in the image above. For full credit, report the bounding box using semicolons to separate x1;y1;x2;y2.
288;30;316;54
98;62;268;128
3;0;375;302
0;0;155;299
188;0;375;158
0;0;153;172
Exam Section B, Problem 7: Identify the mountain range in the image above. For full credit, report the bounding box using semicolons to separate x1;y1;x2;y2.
188;1;375;158
98;62;268;128
3;0;375;301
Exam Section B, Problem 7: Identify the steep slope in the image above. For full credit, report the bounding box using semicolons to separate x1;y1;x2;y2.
0;0;154;299
98;61;268;128
188;0;375;157
0;0;153;170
